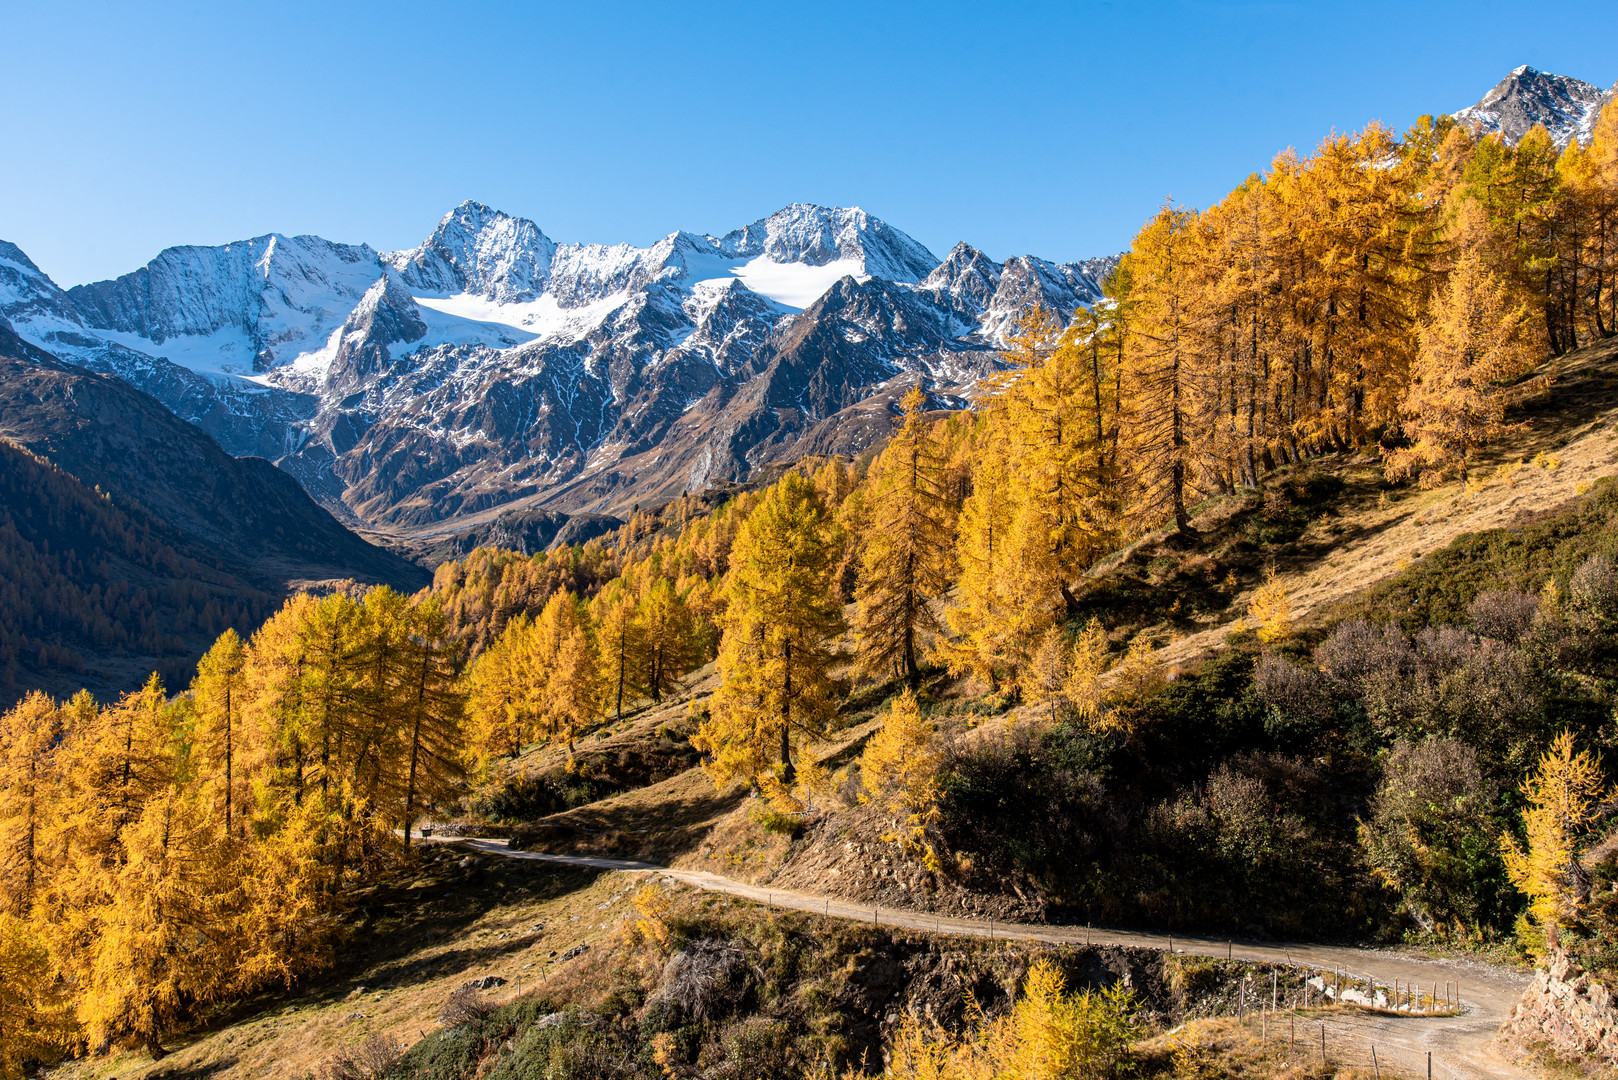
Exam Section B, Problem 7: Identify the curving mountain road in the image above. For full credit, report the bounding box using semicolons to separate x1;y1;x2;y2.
428;837;1535;1079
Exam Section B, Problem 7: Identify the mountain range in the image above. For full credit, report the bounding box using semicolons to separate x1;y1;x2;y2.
0;64;1609;551
0;205;1112;543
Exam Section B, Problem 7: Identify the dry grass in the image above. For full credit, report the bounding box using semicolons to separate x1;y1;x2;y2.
1137;1014;1400;1078
46;849;647;1080
961;335;1618;738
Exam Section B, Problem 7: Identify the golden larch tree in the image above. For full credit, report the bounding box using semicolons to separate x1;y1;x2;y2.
1386;198;1544;485
592;579;646;722
639;576;699;702
1500;730;1609;937
396;596;464;848
696;472;842;786
854;387;953;682
0;692;61;917
1120;202;1202;533
191;629;246;836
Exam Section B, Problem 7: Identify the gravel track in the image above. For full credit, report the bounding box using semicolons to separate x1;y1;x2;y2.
427;837;1536;1079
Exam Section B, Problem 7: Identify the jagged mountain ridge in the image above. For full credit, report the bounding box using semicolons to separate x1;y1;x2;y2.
2;203;1113;534
1453;64;1617;147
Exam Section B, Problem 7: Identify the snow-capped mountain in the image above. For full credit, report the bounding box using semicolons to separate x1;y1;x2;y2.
1454;65;1617;147
1;202;1111;534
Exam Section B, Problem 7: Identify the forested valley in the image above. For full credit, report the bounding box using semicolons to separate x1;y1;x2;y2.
9;101;1618;1078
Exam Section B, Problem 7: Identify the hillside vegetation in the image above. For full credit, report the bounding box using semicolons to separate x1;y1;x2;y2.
11;99;1618;1079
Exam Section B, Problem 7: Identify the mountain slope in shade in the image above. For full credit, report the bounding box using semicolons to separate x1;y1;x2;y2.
0;317;426;594
1453;65;1617;147
0;430;276;706
1;202;1113;537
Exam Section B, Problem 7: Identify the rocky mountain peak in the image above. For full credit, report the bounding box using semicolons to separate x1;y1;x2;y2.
0;240;81;326
1454;65;1616;148
343;270;426;350
717;204;938;283
64;232;381;363
387;200;557;302
923;242;1003;311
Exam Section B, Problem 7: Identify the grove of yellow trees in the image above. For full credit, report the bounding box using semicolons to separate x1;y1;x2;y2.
0;587;463;1063
9;100;1618;1073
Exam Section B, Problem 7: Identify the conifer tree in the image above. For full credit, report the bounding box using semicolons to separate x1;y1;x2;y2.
938;423;1066;698
696;472;842;785
1247;566;1293;644
396;597;464;848
291;594;367;804
1025;629;1070;726
1009;309;1121;586
240;593;317;805
592;580;646;722
549;626;602;755
853;388;952;681
465;614;542;766
1061;618;1111;728
1500;730;1609;937
1121;203;1201;533
234;795;336;991
859;689;943;861
1385;199;1544;485
96;674;175;839
191;629;245;836
80;784;236;1058
0;913;76;1078
639;577;697;702
1573;103;1618;337
0;693;60;916
936;426;1017;689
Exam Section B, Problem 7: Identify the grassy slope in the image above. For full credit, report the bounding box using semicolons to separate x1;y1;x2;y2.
1144;334;1618;678
468;333;1618;924
54;336;1618;1079
64;855;1349;1080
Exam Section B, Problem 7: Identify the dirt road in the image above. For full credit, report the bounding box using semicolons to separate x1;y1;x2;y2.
429;837;1534;1079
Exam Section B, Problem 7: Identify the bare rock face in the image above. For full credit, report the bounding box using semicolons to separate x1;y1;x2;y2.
1502;948;1618;1065
1454;65;1617;148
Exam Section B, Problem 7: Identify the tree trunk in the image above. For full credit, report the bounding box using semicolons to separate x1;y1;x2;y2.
780;637;795;785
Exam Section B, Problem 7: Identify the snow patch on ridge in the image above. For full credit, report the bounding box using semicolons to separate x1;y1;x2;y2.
95;325;263;380
718;256;867;310
414;290;631;343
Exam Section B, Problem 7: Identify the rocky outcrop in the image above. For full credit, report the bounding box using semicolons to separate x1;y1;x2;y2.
1502;948;1618;1064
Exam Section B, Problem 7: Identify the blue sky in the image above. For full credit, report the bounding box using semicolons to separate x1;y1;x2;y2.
5;0;1616;286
